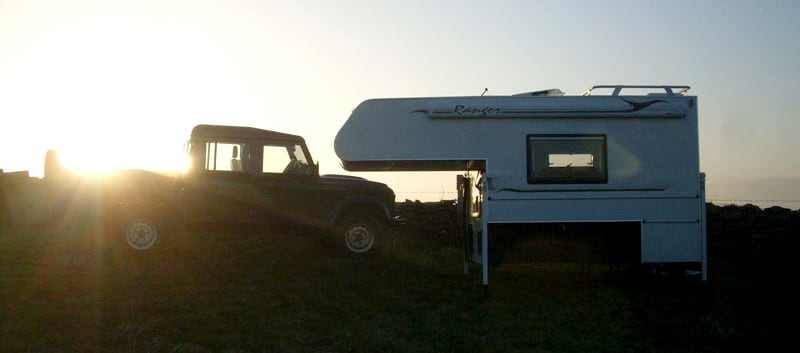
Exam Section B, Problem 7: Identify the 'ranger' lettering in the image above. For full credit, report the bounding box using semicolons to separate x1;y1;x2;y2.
453;105;502;117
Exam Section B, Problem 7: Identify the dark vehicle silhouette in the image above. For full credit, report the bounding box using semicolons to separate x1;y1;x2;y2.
47;124;395;254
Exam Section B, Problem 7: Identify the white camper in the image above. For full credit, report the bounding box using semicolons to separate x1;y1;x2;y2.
335;85;706;285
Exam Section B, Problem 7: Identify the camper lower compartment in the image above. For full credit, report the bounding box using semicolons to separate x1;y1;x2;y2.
470;221;704;275
482;222;641;268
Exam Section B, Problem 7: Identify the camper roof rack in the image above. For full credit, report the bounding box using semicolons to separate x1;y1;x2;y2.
582;85;690;96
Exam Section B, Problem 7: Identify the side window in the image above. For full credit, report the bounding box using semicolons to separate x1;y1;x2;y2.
527;134;607;184
205;141;248;172
262;145;291;173
262;144;311;175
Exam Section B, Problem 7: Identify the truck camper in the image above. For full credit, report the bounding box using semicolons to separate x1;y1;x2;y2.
335;85;707;286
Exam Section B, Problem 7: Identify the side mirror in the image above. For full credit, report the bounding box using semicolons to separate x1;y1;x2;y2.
313;162;320;177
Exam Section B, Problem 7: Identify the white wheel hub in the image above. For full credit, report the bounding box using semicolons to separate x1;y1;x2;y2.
125;219;158;250
344;223;374;253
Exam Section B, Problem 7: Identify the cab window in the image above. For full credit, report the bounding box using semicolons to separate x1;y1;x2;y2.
204;141;248;172
262;144;311;175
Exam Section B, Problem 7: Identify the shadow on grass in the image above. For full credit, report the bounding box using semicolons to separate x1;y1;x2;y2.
1;222;797;353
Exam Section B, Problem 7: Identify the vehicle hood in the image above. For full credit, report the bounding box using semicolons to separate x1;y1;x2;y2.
319;174;395;197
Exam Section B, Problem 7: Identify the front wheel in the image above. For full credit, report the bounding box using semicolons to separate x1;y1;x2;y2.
123;217;159;250
337;215;384;255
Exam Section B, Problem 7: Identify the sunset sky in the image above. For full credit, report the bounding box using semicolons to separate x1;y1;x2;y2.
1;0;799;208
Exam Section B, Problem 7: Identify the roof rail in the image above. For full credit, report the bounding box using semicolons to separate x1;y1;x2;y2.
582;85;690;96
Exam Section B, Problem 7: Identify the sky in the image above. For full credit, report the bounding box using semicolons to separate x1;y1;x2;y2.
1;0;799;208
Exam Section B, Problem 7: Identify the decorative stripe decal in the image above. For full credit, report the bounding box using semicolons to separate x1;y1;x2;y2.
413;98;684;119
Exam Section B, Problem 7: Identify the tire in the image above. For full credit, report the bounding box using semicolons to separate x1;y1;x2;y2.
337;214;384;255
123;217;159;251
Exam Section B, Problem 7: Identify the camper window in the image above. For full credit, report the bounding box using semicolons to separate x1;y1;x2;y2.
527;134;607;184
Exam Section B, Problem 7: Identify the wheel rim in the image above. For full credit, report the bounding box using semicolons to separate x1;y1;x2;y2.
344;223;375;253
125;219;158;250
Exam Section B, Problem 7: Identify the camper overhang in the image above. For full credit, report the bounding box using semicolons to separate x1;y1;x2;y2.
335;93;695;173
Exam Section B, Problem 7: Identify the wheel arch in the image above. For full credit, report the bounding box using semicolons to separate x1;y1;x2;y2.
330;196;393;225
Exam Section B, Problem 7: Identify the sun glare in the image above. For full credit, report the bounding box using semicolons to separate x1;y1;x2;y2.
1;2;306;179
2;8;217;177
57;143;190;176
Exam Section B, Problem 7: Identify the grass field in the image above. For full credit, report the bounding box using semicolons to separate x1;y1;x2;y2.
0;215;797;353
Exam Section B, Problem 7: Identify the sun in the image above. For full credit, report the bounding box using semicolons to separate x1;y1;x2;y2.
2;12;210;177
0;2;282;179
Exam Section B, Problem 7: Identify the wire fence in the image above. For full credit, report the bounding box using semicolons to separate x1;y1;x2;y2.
707;199;800;209
394;190;800;207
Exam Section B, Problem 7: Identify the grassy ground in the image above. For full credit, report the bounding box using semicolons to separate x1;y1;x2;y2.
0;221;796;353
